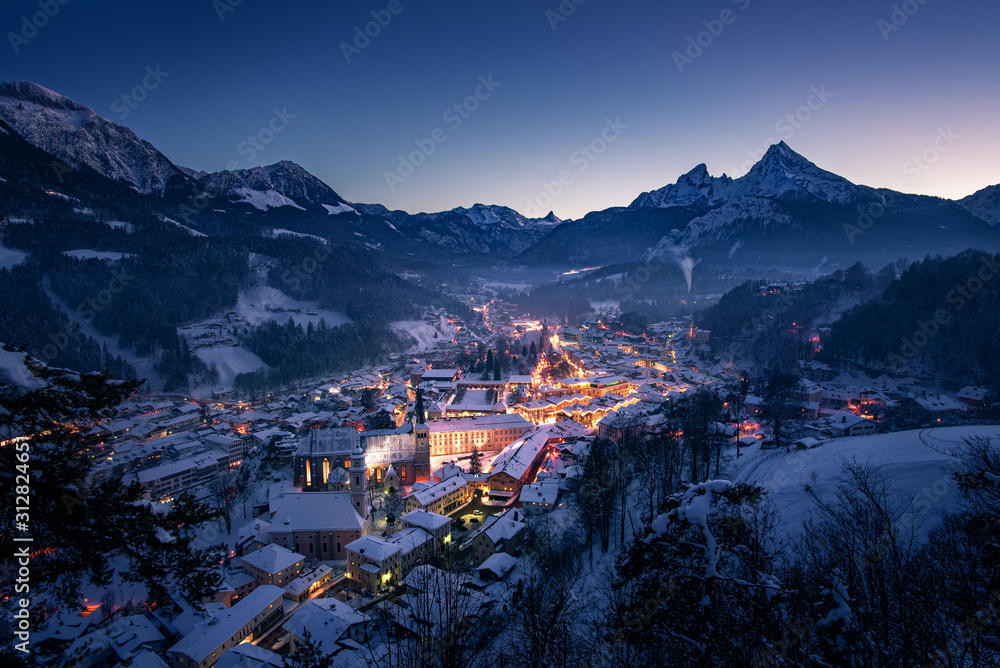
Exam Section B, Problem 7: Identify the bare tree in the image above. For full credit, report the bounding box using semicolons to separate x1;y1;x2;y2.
207;471;236;533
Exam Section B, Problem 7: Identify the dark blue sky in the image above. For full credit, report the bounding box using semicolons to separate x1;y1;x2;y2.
3;0;998;218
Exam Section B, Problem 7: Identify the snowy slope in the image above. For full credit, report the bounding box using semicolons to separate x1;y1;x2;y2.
738;426;1000;538
392;316;458;352
0;348;47;394
193;346;269;388
0;81;186;194
958;183;1000;226
0;243;28;269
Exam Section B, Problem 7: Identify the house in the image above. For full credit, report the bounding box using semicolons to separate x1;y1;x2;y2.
268;492;368;562
478;552;517;582
213;570;258;608
399;509;452;552
240;544;305;588
958;386;990;409
346;527;434;593
403;472;473;515
282;565;333;603
709;422;738;448
485;429;551;503
915;394;967;414
62;614;166;668
519;479;559;515
215;644;284;668
828;413;877;438
284;597;371;657
166;585;284;668
468;507;526;566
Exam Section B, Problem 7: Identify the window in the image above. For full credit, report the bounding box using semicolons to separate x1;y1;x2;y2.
336;541;341;553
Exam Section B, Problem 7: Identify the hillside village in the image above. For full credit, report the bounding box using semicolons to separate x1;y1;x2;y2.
12;278;996;668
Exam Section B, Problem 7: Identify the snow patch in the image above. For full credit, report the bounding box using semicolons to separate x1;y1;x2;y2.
0;348;47;395
269;229;328;245
63;249;133;261
322;202;358;215
234;188;305;211
0;244;28;270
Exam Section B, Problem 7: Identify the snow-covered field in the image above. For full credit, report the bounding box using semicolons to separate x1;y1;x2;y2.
268;228;328;244
0;243;27;269
63;249;134;261
181;285;351;341
194;345;269;388
233;285;351;329
392;316;458;352
737;426;1000;537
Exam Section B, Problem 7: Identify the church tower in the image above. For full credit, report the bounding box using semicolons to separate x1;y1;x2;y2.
413;421;430;482
350;445;367;519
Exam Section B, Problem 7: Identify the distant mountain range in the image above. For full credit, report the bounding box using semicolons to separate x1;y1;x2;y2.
0;80;998;272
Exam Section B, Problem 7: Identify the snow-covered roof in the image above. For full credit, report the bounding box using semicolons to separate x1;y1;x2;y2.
240;543;304;575
400;509;452;532
478;552;517;579
406;474;467;507
270;492;366;533
167;585;284;664
346;535;400;562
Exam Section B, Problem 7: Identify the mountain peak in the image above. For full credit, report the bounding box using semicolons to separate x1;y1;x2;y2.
632;142;876;209
629;162;733;209
0;81;86;112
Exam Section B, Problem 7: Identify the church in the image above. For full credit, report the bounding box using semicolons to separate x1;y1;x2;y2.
293;420;431;496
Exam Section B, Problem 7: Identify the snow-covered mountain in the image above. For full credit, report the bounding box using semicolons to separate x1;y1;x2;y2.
191;161;353;213
630;163;734;209
631;142;878;209
0;81;188;195
350;202;563;257
523;142;998;270
958;184;1000;227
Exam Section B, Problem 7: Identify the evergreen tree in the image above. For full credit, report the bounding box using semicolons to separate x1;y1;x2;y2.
468;447;483;475
493;354;502;380
283;629;335;668
369;409;396;430
0;346;222;612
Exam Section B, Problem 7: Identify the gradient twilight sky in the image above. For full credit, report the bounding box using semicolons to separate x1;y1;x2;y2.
3;0;998;219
